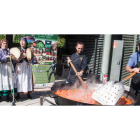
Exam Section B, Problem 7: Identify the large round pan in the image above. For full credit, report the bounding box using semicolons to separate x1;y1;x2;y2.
50;81;137;106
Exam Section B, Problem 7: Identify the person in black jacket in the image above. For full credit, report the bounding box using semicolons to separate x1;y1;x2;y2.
66;42;87;85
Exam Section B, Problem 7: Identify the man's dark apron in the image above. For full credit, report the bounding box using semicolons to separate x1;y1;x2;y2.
130;52;140;95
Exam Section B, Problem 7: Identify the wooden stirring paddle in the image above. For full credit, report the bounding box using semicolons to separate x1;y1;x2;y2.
67;57;88;89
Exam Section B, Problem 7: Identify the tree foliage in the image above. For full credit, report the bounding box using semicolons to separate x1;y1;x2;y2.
58;36;66;48
13;34;25;43
0;34;6;40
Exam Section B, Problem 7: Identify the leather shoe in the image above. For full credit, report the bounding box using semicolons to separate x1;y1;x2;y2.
27;93;32;99
6;95;11;102
15;94;20;100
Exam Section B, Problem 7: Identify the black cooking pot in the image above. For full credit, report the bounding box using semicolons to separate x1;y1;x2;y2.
49;81;138;106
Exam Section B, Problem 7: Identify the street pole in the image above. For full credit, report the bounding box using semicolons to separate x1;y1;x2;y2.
100;34;112;82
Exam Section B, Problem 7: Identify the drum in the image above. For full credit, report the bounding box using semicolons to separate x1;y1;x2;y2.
10;47;21;61
26;48;33;61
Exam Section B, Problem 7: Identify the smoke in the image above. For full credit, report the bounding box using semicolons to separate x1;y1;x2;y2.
54;74;102;91
53;74;103;104
86;74;102;90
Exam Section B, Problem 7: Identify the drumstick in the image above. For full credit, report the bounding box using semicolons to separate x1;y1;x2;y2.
9;51;16;105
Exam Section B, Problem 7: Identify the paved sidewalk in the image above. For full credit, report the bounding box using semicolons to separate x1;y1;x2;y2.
0;88;56;106
0;76;66;106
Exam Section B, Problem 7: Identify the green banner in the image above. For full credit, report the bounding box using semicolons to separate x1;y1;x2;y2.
25;34;58;65
32;65;55;84
24;34;58;88
25;34;58;41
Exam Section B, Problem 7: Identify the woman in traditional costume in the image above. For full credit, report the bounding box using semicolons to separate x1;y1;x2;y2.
0;39;17;102
15;37;33;100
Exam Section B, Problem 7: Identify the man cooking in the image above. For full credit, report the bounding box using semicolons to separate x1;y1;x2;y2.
126;40;140;105
66;42;87;85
